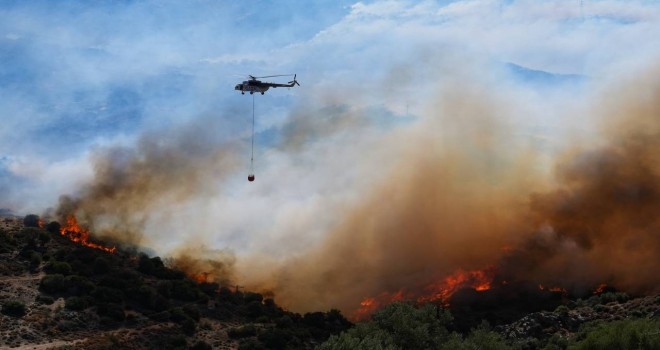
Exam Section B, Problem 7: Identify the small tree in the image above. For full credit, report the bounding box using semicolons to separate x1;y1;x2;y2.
2;300;26;317
23;214;40;228
46;221;61;234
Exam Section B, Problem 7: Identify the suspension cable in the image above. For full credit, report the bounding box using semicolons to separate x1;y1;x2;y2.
251;93;255;173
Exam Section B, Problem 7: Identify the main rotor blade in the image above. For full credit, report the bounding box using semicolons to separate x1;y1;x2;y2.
254;74;294;79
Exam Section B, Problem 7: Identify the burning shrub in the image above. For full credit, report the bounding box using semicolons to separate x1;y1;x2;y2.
1;300;26;317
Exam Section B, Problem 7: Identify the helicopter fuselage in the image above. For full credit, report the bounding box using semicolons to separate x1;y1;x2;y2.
235;78;297;95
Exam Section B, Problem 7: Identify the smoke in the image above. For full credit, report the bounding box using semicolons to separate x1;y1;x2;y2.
239;62;660;313
500;65;660;294
52;58;660;315
54;117;242;248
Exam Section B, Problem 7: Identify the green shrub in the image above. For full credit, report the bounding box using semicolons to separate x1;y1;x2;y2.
65;275;95;296
570;318;660;350
148;310;171;322
96;303;125;322
228;325;258;339
38;230;51;244
238;338;266;350
169;307;189;323
49;261;72;275
190;341;213;350
183;304;200;321
167;335;187;350
182;318;196;335
93;257;110;274
319;302;453;350
46;221;61;235
40;274;68;294
23;214;40;228
65;296;92;311
2;300;26;317
91;286;124;303
30;251;42;267
258;328;293;350
36;295;54;305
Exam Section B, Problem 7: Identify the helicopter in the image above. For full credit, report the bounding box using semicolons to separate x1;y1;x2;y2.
235;74;300;95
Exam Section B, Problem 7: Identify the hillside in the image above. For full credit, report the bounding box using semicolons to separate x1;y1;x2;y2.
1;215;659;350
0;216;351;349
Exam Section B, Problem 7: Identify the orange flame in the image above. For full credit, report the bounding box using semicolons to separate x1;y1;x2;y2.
191;272;209;284
538;284;567;293
59;215;116;254
592;283;608;295
352;267;494;321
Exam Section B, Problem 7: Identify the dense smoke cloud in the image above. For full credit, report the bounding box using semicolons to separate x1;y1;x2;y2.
500;66;660;295
55;119;242;247
240;62;660;313
50;59;660;316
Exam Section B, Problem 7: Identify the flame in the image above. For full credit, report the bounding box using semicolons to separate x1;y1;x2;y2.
538;284;567;293
351;267;494;321
59;215;116;253
191;272;209;284
592;283;608;295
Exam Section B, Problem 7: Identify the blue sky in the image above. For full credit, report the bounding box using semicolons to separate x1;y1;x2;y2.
1;0;659;256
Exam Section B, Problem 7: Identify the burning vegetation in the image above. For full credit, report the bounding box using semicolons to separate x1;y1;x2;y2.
59;215;116;254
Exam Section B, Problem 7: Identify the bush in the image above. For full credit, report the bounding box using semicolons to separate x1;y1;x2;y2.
96;302;125;322
92;286;124;303
182;318;196;335
2;300;26;317
228;325;258;339
36;295;54;305
258;328;293;350
40;274;68;294
65;296;92;311
238;338;266;350
65;275;95;296
38;230;51;244
190;341;213;350
48;261;72;275
571;318;660;350
183;304;200;321
46;221;61;234
30;252;42;267
319;302;453;350
23;214;40;228
93;257;110;274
